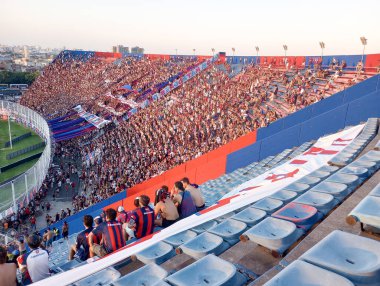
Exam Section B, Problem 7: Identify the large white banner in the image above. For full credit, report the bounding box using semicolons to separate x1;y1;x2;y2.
36;124;364;286
73;105;110;129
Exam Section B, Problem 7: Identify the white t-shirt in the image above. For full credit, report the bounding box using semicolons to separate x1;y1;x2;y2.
18;248;50;283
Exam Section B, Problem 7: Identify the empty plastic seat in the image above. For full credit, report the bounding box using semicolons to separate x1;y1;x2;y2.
166;254;247;286
134;241;175;265
296;176;321;187
177;232;229;259
112;263;168;286
272;202;321;231
215;212;235;223
307;170;331;180
310;181;349;202
241;217;303;256
300;230;380;286
269;190;298;203
231;207;267;227
74;267;121;286
264;260;354;286
208;219;247;245
56;258;87;272
294;191;338;215
339;166;369;182
317;165;340;174
346;196;380;230
349;160;377;175
369;183;380;197
325;173;359;192
191;220;218;234
251;198;284;214
164;230;197;247
282;182;310;194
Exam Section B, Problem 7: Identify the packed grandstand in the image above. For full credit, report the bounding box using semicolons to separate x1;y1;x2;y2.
1;49;380;286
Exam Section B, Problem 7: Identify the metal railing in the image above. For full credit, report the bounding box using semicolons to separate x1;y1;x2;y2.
0;100;52;219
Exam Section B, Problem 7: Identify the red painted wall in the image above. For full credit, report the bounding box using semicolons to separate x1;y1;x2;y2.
105;130;257;211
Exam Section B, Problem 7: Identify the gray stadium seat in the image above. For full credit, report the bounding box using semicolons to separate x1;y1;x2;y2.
346;196;380;230
348;160;377;175
282;182;310;194
215;212;236;223
300;230;380;286
369;183;380;197
241;217;303;257
339;166;369;183
164;230;197;247
165;254;247;286
134;241;175;265
231;207;267;227
294;191;338;215
251;198;284;214
208;219;248;245
269;190;298;203
325;173;360;192
177;232;230;259
309;181;349;202
73;267;121;286
191;220;218;234
296;176;321;187
264;260;354;286
317;165;340;174
307;170;331;180
111;263;168;286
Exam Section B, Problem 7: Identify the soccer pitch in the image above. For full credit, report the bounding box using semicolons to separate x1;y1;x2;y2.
0;120;44;184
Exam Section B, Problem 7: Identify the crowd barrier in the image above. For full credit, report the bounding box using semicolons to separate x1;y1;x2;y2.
226;74;380;173
0;101;52;219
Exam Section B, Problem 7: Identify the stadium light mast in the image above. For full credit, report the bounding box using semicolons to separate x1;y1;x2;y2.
255;46;259;64
283;45;288;57
319;41;325;59
360;36;367;63
211;48;215;56
175;49;178;56
7;111;12;149
193;48;196;56
232;47;235;57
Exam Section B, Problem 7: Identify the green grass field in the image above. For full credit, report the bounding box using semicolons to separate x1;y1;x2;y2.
0;120;44;183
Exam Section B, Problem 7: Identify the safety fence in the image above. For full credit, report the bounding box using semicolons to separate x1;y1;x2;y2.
0;100;52;219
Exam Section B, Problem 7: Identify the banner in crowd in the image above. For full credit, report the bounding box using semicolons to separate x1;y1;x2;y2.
37;123;364;286
73;105;110;128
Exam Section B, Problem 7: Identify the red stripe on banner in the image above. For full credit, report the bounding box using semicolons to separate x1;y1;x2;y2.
290;159;307;165
198;195;240;215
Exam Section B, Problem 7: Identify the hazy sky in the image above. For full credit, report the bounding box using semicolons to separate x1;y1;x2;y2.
1;0;379;56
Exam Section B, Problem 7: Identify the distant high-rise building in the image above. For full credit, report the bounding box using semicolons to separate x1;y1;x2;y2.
131;46;144;54
23;46;29;59
112;45;129;54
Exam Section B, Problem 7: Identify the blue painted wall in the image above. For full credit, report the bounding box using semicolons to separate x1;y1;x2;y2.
226;74;380;173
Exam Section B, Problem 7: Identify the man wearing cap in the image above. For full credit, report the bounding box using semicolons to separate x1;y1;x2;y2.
69;215;93;261
17;234;50;284
116;206;128;224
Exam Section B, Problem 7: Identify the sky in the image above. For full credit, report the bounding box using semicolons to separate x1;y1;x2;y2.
1;0;380;56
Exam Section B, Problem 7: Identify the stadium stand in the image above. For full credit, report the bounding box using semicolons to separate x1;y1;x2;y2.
3;51;380;286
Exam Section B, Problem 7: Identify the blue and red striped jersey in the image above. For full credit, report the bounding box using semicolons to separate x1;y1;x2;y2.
95;220;125;254
130;206;155;239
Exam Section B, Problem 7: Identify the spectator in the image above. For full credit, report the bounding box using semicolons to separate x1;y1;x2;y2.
172;181;197;219
89;208;126;257
69;215;93;261
128;195;155;239
0;245;17;286
181;177;205;211
62;221;69;240
29;215;36;232
154;186;179;227
116;206;128;224
17;234;50;284
43;228;54;249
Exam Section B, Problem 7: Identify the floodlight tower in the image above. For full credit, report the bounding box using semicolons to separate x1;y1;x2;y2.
283;45;288;57
360;36;367;63
232;47;235;57
255;46;259;64
319;41;325;59
211;48;215;56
